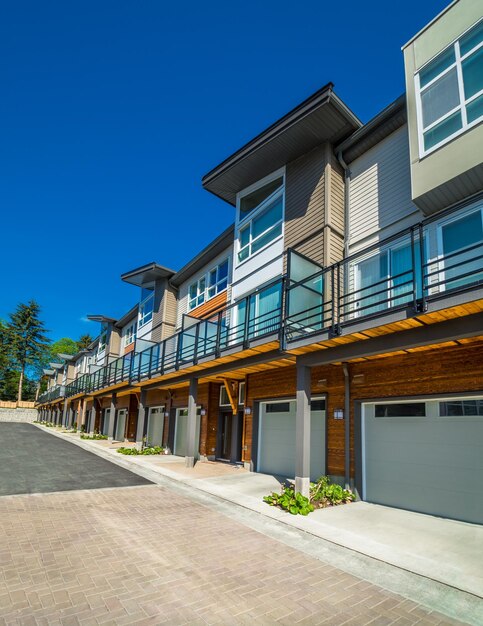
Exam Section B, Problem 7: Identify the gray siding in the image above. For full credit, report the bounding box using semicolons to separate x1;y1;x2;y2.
348;126;421;251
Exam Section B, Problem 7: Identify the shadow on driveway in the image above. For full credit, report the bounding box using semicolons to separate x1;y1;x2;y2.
0;423;151;496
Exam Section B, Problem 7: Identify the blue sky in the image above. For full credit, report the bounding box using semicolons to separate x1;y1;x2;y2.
0;0;449;341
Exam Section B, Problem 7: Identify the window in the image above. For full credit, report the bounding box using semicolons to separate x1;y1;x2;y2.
239;382;245;405
188;259;229;311
440;399;483;416
124;321;137;347
374;403;426;417
139;291;154;328
98;327;108;353
440;208;483;290
219;386;230;406
416;19;483;155
237;173;284;263
265;402;291;413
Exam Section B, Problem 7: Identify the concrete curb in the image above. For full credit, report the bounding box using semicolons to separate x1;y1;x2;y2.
33;423;483;626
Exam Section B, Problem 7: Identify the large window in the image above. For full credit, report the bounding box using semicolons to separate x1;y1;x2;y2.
139;290;154;328
98;326;108;353
123;321;137;347
188;259;229;311
416;19;483;155
237;173;284;264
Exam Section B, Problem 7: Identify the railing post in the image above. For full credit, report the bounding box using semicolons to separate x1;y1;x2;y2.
418;222;427;312
243;294;251;347
193;323;200;364
161;340;166;375
215;310;222;357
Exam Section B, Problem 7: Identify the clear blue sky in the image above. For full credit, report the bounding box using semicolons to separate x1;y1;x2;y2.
0;0;449;341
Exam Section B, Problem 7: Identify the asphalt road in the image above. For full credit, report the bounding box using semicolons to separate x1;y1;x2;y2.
0;423;150;496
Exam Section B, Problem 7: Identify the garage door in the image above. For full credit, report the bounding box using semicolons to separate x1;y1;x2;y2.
174;407;201;458
363;397;483;524
146;406;165;447
258;399;326;479
115;409;127;441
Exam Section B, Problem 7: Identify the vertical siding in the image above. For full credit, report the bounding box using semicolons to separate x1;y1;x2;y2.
348;126;422;250
284;144;327;267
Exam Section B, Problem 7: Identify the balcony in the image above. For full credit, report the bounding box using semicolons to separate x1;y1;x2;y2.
51;201;483;403
285;204;483;344
38;385;65;404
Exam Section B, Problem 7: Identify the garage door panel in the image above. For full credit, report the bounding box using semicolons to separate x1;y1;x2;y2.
364;402;483;524
258;401;326;480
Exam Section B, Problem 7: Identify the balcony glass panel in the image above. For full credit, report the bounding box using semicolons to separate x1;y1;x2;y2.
441;210;483;290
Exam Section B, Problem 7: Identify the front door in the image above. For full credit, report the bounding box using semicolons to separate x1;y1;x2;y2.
218;410;243;463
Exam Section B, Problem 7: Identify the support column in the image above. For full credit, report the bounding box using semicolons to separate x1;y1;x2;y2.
62;399;68;428
55;407;60;425
185;378;198;468
135;389;147;450
108;394;117;442
295;362;311;497
68;405;74;429
89;403;97;435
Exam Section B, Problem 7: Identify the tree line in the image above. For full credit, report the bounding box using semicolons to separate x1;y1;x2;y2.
0;300;93;402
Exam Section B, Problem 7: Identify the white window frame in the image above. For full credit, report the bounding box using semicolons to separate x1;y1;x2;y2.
415;19;483;158
235;168;285;267
138;292;154;328
219;386;231;407
188;258;230;311
98;327;108;354
123;320;137;348
239;382;245;405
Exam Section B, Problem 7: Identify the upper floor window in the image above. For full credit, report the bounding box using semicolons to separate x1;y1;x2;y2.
237;171;284;264
98;328;108;353
139;290;154;328
416;19;483;156
124;321;137;347
188;258;229;311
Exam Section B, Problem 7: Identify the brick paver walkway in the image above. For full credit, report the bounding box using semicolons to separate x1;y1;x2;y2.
0;484;463;625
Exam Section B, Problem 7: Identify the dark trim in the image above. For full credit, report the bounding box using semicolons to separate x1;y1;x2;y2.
298;312;483;367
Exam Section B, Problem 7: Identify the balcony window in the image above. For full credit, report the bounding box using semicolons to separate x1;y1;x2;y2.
416;19;483;155
440;207;483;290
139;292;154;328
237;172;284;264
98;329;108;354
188;259;229;311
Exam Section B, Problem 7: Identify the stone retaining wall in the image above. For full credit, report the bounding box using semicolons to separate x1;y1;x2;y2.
0;408;38;423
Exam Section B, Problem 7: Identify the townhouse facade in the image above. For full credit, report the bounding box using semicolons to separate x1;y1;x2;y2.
38;0;483;525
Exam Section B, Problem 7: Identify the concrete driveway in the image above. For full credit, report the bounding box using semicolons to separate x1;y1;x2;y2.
0;423;150;496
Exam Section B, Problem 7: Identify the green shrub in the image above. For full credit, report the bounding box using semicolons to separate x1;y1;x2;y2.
141;446;164;455
310;476;355;507
80;433;108;440
116;447;140;455
264;485;314;516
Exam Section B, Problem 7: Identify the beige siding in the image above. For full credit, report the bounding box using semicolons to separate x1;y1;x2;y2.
284;144;327;267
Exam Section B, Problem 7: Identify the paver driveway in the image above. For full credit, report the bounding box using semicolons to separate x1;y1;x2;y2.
0;424;465;625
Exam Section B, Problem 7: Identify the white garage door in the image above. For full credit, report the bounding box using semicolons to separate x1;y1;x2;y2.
146;406;165;447
174;407;201;458
258;399;326;479
363;397;483;524
115;409;127;441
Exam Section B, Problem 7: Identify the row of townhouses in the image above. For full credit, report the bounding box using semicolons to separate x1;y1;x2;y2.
38;0;483;525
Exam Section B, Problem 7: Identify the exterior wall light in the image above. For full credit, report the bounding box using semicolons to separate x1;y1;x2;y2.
164;411;170;418
244;407;252;415
200;408;207;416
334;408;344;420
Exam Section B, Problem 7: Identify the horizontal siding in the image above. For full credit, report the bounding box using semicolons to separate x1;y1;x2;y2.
348;126;421;249
330;153;345;236
284;144;328;268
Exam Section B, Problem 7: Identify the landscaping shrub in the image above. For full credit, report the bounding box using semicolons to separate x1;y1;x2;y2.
263;476;354;516
116;446;165;456
80;433;108;440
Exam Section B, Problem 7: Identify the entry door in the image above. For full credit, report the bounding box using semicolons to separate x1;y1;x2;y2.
147;407;165;447
115;409;127;441
102;409;111;436
218;410;243;462
174;407;201;458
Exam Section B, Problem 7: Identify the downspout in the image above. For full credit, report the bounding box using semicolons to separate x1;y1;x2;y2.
342;363;351;489
336;150;350;258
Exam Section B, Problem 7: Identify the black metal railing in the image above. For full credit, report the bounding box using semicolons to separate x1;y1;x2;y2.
45;204;482;404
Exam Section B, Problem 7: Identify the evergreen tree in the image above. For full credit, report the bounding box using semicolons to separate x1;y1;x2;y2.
77;333;94;350
8;301;50;402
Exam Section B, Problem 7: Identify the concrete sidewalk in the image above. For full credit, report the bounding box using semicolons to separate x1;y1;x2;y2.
37;425;483;602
